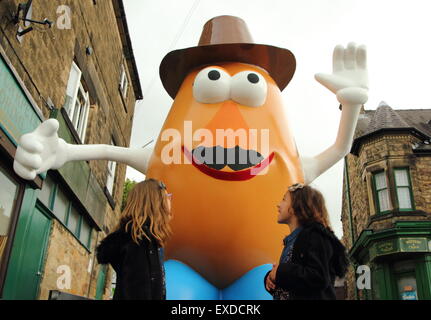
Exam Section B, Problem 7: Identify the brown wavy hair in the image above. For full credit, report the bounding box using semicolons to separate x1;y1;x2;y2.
117;179;172;246
289;185;332;231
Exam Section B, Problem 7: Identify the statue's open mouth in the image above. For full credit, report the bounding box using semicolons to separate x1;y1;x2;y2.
182;145;274;181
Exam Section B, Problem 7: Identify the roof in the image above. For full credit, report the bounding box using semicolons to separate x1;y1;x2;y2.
351;101;431;154
112;0;143;100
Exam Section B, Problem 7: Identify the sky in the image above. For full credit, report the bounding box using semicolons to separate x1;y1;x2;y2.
122;0;431;238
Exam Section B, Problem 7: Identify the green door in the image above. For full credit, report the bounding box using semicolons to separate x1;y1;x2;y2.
95;265;107;300
2;195;51;300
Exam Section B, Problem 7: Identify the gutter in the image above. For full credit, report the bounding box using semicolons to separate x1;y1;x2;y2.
344;156;359;300
114;0;143;100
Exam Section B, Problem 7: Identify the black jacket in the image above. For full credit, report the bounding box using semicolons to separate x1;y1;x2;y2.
265;222;349;300
96;225;165;300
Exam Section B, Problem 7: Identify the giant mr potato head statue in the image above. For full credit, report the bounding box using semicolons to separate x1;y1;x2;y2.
13;16;368;299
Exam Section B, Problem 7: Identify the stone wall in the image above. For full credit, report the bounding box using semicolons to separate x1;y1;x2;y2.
0;0;139;299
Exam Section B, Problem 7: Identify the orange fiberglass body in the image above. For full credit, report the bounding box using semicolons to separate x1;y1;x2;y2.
147;62;304;288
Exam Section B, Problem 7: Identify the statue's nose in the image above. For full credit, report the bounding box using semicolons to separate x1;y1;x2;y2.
203;100;250;149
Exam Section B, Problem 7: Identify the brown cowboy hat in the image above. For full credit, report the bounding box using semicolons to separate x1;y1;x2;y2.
159;15;296;99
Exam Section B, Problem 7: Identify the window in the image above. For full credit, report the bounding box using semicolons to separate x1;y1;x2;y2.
119;63;129;99
393;260;418;300
373;171;391;213
65;61;90;142
0;167;19;266
394;168;414;210
110;271;117;299
79;219;92;247
67;206;80;236
37;176;54;208
106;139;117;195
53;188;69;224
36;175;93;250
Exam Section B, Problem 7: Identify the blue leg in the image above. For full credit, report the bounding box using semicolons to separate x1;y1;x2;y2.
164;260;220;300
165;260;273;300
221;264;273;300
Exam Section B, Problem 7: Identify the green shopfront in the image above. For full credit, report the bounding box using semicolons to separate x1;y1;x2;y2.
0;46;106;299
350;221;431;300
0;44;45;299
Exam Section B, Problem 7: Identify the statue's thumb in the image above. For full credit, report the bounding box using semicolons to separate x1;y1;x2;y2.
36;119;59;138
315;73;342;93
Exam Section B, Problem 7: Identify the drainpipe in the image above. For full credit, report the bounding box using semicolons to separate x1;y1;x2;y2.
344;156;359;300
86;231;99;298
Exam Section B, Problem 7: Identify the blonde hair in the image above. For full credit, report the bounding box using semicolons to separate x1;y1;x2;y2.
117;179;172;246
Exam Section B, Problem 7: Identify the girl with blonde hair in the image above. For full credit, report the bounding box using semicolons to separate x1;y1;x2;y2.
96;179;172;300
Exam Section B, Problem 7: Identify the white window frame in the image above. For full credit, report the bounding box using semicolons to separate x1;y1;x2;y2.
106;140;117;195
394;168;414;210
119;63;129;99
65;61;90;142
65;61;81;117
373;171;392;213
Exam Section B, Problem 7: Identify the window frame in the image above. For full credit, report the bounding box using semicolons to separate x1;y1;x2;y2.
372;170;392;214
393;167;415;211
64;61;90;143
119;63;129;99
105;139;117;196
65;61;82;118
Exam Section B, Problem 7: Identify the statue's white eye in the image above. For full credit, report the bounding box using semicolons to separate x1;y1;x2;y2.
231;71;267;107
193;67;231;104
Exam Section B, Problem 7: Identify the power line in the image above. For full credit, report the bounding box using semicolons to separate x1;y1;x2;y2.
141;0;201;101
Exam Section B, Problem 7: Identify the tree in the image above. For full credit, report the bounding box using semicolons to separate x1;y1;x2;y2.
122;178;137;210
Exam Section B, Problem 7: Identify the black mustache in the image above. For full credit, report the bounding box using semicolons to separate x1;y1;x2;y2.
191;146;264;171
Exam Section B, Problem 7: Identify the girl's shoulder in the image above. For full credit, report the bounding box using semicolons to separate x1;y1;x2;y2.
294;222;335;250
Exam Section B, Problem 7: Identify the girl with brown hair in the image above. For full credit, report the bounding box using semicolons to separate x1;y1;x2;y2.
96;179;172;300
264;184;348;300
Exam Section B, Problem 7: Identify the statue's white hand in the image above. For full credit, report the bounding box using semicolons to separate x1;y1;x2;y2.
315;42;368;105
14;119;68;180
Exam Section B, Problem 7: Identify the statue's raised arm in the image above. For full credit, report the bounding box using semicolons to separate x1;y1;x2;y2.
301;42;369;184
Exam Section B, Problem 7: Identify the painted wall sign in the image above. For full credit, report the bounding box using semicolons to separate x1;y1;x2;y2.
399;238;428;252
372;237;430;260
0;56;42;144
375;239;398;255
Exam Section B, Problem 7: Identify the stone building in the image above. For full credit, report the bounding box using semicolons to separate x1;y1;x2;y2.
0;0;142;299
341;101;431;300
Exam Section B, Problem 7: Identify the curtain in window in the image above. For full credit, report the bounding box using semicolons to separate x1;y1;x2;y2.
375;172;387;190
395;170;412;209
378;189;391;211
375;172;391;212
395;170;409;187
397;188;412;209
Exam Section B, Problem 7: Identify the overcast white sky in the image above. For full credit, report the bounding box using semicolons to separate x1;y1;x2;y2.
123;0;431;238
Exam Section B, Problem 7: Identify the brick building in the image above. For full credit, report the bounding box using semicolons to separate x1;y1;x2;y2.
0;0;142;299
341;101;431;300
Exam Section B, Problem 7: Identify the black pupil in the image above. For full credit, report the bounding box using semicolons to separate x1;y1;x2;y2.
248;73;259;84
208;70;221;81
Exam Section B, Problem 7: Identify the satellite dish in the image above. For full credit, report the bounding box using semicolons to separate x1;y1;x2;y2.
22;0;33;27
